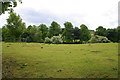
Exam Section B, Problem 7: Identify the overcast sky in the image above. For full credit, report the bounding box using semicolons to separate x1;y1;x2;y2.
0;0;119;30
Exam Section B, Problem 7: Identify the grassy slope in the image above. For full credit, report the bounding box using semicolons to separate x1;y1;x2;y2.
2;42;118;78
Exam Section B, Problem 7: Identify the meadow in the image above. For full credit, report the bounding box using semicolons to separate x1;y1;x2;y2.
2;42;118;78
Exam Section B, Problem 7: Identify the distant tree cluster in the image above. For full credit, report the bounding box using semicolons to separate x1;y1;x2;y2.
94;26;120;42
1;10;120;44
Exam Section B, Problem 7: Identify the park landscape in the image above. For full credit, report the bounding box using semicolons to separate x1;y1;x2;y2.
2;43;118;78
1;0;119;79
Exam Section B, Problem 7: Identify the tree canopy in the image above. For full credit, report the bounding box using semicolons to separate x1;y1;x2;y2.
95;26;107;36
62;22;74;43
49;21;61;38
80;24;91;42
6;10;25;41
38;24;48;40
0;0;22;15
2;11;119;43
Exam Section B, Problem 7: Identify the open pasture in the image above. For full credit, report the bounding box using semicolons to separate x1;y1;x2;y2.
2;43;118;78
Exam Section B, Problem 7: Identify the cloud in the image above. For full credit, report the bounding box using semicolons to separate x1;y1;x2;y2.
14;8;66;27
0;0;119;30
14;8;87;28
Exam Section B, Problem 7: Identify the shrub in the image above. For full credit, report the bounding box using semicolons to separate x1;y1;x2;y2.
89;35;110;43
44;37;51;43
51;36;63;44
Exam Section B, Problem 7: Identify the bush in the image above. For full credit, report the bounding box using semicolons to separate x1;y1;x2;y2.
89;35;110;43
44;37;51;43
51;36;63;44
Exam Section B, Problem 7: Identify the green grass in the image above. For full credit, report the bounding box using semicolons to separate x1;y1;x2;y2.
2;42;118;78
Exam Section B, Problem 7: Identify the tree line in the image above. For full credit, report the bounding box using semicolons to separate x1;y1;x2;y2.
1;10;120;44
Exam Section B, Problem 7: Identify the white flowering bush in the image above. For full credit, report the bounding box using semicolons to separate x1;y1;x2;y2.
51;36;63;44
44;37;51;43
89;35;110;43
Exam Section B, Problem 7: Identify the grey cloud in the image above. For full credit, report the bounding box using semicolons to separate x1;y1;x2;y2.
17;9;60;26
15;8;86;28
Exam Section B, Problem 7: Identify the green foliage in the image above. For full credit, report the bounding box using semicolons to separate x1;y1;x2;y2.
95;26;107;36
62;22;74;43
80;24;91;42
106;28;118;42
2;10;119;43
25;25;43;42
73;27;80;43
35;31;43;43
21;29;29;39
1;0;22;15
49;21;61;37
6;10;26;41
117;26;120;42
0;28;1;41
29;25;37;42
2;26;14;42
38;24;48;40
89;35;110;43
21;25;32;42
27;25;32;30
21;25;44;42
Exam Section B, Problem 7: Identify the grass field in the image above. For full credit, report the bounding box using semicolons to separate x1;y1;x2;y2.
2;42;118;78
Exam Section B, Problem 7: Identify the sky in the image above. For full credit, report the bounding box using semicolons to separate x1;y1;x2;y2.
0;0;119;30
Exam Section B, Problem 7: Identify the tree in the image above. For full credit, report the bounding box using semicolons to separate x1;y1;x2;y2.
106;28;118;42
117;26;120;42
26;25;44;42
2;26;13;42
1;0;22;15
0;28;1;41
38;24;48;40
35;31;43;43
73;27;80;43
95;26;107;36
62;22;74;43
29;25;37;42
49;21;61;37
80;24;91;43
27;25;32;31
21;25;33;42
2;26;7;41
21;30;29;39
6;10;26;41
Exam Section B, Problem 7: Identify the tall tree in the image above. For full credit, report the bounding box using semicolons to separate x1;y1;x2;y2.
73;27;80;43
117;26;120;42
106;28;118;42
6;10;26;41
49;21;61;37
2;26;13;42
38;24;48;40
62;22;74;43
27;25;32;31
95;26;107;36
80;24;91;43
29;25;37;42
35;31;43;43
21;25;33;42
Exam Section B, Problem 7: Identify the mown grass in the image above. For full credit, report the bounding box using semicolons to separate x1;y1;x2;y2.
2;42;118;78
